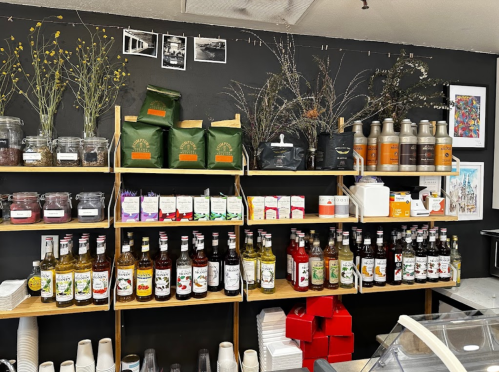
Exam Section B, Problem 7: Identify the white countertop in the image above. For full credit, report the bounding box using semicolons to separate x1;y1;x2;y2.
433;277;499;309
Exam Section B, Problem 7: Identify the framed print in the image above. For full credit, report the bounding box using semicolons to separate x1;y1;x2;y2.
123;29;158;58
194;37;227;63
448;84;487;148
162;35;187;71
445;161;484;220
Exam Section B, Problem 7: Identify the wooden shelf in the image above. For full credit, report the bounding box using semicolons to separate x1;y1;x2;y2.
0;218;113;231
362;215;458;223
246;170;358;176
0;296;110;319
246;214;357;226
362;171;459;176
115;218;243;228
114;288;242;310
245;279;357;302
0;166;111;173
115;167;243;176
360;281;456;293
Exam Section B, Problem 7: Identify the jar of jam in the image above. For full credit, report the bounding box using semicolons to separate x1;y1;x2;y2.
81;137;108;167
22;136;53;166
42;192;72;223
76;192;105;223
10;192;41;224
54;137;81;167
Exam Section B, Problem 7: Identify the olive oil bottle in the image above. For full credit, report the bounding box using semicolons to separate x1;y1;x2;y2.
260;234;276;294
242;232;258;290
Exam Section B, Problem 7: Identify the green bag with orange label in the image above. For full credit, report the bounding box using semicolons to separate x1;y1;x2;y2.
137;85;181;128
207;114;242;170
168;121;206;169
122;121;164;168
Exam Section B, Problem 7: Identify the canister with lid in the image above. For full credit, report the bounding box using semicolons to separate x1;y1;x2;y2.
377;118;399;172
0;116;24;166
434;121;452;172
398;119;417;171
54;137;81;166
10;192;41;224
416;120;435;172
352;120;367;168
76;192;105;223
81;137;108;167
42;192;72;223
367;121;381;171
23;136;53;166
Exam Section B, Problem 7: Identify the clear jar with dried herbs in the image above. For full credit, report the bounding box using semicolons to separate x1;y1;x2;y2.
22;136;53;167
0;116;24;166
42;192;72;223
54;137;81;167
76;192;105;223
81;137;108;167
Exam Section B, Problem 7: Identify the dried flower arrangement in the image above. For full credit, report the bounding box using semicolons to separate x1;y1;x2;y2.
0;38;20;116
365;49;451;129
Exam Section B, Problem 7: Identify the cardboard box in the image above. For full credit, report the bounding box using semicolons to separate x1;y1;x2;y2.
194;196;210;221
159;195;176;221
121;196;140;222
306;296;337;318
323;303;352;336
210;196;227;220
265;196;278;219
140;195;159;221
176;196;193;221
277;196;290;219
302;358;316;372
389;191;411;217
248;196;265;220
327;354;352;364
291;195;305;219
286;304;317;342
329;334;354;355
299;330;329;359
226;196;242;220
424;196;445;215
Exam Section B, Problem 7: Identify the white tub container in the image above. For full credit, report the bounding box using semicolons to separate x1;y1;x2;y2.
349;183;390;217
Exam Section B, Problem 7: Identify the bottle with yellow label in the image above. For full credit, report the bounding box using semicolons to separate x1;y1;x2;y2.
40;237;57;303
434;121;452;172
136;237;153;302
117;242;136;302
352;121;367;168
55;241;75;308
27;261;41;296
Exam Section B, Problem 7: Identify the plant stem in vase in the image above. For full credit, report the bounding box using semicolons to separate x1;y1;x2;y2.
307;148;316;170
251;151;258;170
38;113;55;139
83;112;97;138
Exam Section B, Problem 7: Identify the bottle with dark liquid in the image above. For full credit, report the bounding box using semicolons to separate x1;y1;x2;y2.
176;236;192;300
286;228;297;282
224;235;240;296
360;235;374;288
415;229;427;284
27;261;41;297
374;231;387;286
190;231;199;259
306;230;315;255
127;231;137;260
192;235;208;299
392;232;403;285
208;232;223;292
426;230;439;282
136;237;153;302
439;228;451;282
92;237;111;305
354;229;363;270
324;230;339;289
154;236;172;301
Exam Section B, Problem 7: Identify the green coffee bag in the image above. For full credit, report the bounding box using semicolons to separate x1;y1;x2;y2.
168;121;206;169
207;114;242;170
122;120;164;168
137;85;181;128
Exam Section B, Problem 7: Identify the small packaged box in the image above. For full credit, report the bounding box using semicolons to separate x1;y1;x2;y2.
306;296;337;318
248;196;265;220
291;195;305;219
425;195;445;215
210;196;227;220
277;196;290;219
176;196;193;221
323;303;352;337
327;354;352;363
227;196;242;220
159;195;176;221
299;330;329;359
286;304;317;342
389;191;411;217
329;334;354;355
140;195;159;221
121;195;140;222
264;196;278;220
194;196;210;221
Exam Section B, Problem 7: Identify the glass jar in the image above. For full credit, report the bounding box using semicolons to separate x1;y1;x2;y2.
1;194;11;221
42;192;72;223
23;136;53;166
10;192;41;224
81;137;108;167
76;192;105;223
0;116;24;166
54;137;81;167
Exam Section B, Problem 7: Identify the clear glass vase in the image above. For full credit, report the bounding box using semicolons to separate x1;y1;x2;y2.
38;114;55;139
83;113;97;139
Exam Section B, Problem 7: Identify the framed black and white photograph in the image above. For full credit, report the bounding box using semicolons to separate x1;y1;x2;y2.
123;29;158;58
194;37;227;64
447;83;487;148
161;35;187;71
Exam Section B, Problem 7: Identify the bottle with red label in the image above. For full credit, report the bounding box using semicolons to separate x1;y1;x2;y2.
286;228;297;282
155;236;172;301
293;233;309;292
427;230;440;282
176;236;192;300
391;231;403;285
192;235;208;298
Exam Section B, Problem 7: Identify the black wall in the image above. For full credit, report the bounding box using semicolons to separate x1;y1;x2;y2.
1;3;498;370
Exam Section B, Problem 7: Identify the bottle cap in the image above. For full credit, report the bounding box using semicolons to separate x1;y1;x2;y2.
33;260;40;267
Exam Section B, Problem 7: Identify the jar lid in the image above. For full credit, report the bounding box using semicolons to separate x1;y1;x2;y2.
24;136;49;145
0;194;8;201
55;137;81;145
83;137;108;144
12;192;39;200
44;192;70;200
0;116;23;125
76;191;104;200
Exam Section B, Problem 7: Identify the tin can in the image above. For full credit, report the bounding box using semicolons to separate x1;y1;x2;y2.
122;354;140;372
319;195;335;218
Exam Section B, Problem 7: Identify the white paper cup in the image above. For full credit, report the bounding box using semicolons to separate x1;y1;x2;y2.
18;317;38;331
219;360;237;372
334;195;350;218
60;361;75;372
242;350;258;368
76;340;95;367
217;342;234;363
39;362;55;372
96;338;114;370
242;364;259;372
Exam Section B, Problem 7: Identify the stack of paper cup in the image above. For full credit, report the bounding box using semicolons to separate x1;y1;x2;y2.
217;342;235;372
96;338;114;372
17;317;38;372
76;340;95;372
39;362;55;372
60;361;75;372
242;350;258;372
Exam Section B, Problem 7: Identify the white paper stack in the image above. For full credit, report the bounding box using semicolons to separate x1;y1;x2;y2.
17;317;39;372
257;308;302;372
0;279;28;310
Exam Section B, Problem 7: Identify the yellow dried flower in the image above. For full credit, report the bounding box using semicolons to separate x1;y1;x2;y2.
30;27;35;32
10;36;14;41
36;22;42;27
57;15;63;19
55;31;60;38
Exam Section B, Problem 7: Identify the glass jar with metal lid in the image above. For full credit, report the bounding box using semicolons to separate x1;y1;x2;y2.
54;137;81;167
76;192;105;222
1;194;11;221
23;136;53;167
81;137;108;167
10;192;41;224
42;192;72;223
0;116;24;166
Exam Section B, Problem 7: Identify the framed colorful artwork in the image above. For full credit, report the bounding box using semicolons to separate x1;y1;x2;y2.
445;161;484;221
447;84;487;148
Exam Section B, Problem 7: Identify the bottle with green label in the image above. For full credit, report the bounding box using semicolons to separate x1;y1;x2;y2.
339;232;354;289
55;240;75;308
74;239;92;306
242;232;258;290
309;238;324;291
41;237;57;303
260;234;276;294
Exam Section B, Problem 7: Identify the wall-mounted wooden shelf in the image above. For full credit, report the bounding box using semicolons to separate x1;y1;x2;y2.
361;215;458;223
114;288;242;310
0;297;110;319
0;166;111;173
115;218;243;228
245;279;357;302
362;171;459;177
246;170;358;176
115;167;243;176
360;281;456;294
246;214;357;226
0;218;114;231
